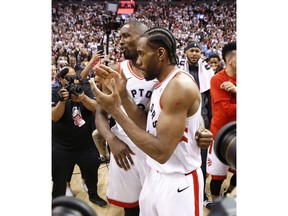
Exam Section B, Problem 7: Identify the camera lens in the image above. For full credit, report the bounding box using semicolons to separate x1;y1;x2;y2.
213;121;236;169
73;86;83;95
70;85;83;95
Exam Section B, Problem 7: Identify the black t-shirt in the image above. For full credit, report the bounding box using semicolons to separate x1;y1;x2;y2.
189;63;212;129
52;83;96;151
189;64;200;88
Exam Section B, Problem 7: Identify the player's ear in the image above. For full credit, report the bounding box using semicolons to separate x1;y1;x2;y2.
158;47;166;61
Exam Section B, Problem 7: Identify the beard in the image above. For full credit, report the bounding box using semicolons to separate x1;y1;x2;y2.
123;49;138;61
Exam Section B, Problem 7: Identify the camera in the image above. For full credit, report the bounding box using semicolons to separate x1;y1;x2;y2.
58;74;89;100
102;14;121;31
52;196;97;216
64;75;87;96
209;121;236;216
213;121;236;169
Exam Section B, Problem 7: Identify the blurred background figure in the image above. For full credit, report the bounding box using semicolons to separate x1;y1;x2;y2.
206;41;237;203
206;54;223;74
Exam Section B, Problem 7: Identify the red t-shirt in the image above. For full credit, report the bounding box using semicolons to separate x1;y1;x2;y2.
210;69;236;139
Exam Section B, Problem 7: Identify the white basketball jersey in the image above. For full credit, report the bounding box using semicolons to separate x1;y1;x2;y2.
111;60;157;147
146;67;202;174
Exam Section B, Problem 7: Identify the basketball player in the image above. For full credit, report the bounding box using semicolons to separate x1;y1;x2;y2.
95;21;157;216
181;41;214;208
90;27;210;216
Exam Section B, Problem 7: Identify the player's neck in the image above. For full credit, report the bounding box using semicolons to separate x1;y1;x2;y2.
158;65;178;82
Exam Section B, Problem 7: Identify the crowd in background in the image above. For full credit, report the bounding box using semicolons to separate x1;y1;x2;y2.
51;0;236;68
51;0;237;213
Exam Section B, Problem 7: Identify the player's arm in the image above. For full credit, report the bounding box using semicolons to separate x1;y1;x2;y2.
119;78;148;130
95;84;135;170
96;64;148;129
145;74;201;163
121;97;148;130
89;74;200;164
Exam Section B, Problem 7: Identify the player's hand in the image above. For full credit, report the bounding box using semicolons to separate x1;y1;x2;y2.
107;136;135;171
195;127;213;149
94;64;120;89
117;72;129;99
89;78;121;116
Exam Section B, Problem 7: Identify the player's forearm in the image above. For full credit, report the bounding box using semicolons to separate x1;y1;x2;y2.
121;94;147;130
111;108;169;164
95;108;117;145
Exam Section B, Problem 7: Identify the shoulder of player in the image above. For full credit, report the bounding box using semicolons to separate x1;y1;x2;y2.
163;72;197;101
173;70;197;88
160;79;198;113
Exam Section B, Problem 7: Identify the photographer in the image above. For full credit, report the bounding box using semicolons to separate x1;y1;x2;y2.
52;66;107;207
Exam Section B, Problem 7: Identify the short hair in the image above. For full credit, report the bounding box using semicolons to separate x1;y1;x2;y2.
222;41;236;62
141;27;179;65
57;66;74;78
122;21;148;35
208;53;221;61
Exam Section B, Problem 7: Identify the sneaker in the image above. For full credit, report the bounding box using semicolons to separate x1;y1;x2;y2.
89;195;108;207
99;155;106;163
222;188;231;197
203;199;213;210
65;187;74;197
81;182;88;192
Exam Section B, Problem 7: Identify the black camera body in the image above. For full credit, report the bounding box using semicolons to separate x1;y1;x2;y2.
102;14;121;32
58;75;89;100
64;75;88;96
209;121;236;216
213;121;236;170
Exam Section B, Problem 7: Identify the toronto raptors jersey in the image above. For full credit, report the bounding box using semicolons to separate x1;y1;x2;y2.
146;67;202;174
111;60;157;146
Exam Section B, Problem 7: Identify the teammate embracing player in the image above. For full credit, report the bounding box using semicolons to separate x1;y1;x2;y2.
94;21;212;216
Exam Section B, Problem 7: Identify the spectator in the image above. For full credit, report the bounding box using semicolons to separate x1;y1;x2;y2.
206;41;237;202
51;66;107;207
181;41;215;209
206;53;223;74
52;64;57;86
69;56;84;76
